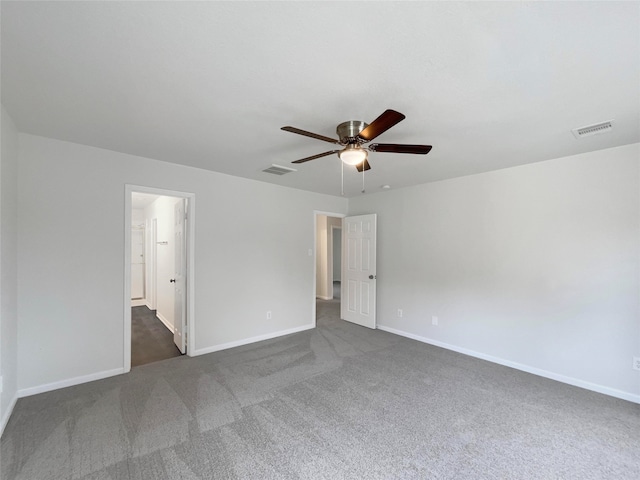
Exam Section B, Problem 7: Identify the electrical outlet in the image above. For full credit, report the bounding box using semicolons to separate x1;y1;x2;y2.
266;311;272;320
633;357;640;371
397;309;403;318
432;316;438;326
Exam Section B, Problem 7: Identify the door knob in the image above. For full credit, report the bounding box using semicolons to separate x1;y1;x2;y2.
369;275;376;279
170;279;176;283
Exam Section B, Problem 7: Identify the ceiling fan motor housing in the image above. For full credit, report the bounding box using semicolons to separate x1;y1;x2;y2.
337;120;368;144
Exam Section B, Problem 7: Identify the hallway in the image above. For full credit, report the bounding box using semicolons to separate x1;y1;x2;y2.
131;306;182;367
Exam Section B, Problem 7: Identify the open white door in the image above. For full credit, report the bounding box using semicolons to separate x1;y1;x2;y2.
341;214;377;329
173;199;187;354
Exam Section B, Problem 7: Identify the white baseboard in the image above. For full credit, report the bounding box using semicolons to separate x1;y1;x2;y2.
377;324;640;405
1;393;18;437
316;295;333;301
193;323;316;356
156;312;174;333
17;368;125;398
131;298;146;307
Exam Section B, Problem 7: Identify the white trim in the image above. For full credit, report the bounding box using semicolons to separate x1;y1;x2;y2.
1;393;18;437
378;324;640;404
124;193;132;372
131;298;146;307
316;295;332;301
152;218;158;310
17;368;125;398
193;323;315;357
314;210;347;218
125;185;196;375
155;311;174;333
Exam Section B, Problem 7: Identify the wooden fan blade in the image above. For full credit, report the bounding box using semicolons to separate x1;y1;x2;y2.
281;126;341;145
355;159;371;172
291;150;340;164
357;110;406;142
369;144;432;154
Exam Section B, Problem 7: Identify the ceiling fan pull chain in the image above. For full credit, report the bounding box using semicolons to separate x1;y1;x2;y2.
362;164;366;193
341;160;345;196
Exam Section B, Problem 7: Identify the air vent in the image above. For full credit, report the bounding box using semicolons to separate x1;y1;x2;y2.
572;120;614;139
262;164;297;175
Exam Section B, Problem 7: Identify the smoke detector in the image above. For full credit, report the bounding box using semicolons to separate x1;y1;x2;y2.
262;164;297;175
571;120;614;139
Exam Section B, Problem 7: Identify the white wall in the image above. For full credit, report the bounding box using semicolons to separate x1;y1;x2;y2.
315;215;328;299
332;226;341;281
9;130;639;404
144;196;180;329
315;215;341;300
326;216;341;288
1;106;19;434
17;134;347;392
349;143;640;401
131;208;145;227
130;206;146;301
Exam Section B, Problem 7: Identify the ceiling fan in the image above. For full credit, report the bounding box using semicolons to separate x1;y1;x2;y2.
281;109;432;172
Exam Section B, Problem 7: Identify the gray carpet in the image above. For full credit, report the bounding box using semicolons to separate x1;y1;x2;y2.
2;299;639;479
131;306;182;367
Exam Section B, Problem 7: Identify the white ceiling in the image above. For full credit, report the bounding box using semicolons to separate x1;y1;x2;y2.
2;1;638;198
131;192;161;210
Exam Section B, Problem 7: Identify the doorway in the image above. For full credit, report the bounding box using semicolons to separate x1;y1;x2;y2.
124;185;196;372
314;212;345;327
331;225;342;301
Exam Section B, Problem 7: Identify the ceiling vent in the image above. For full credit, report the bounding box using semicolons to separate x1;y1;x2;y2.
572;120;614;139
262;164;297;175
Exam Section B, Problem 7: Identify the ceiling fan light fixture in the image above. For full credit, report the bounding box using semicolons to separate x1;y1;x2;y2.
338;145;367;166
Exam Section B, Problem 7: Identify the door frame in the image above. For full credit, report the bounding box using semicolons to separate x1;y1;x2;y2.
124;184;196;372
313;211;346;327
